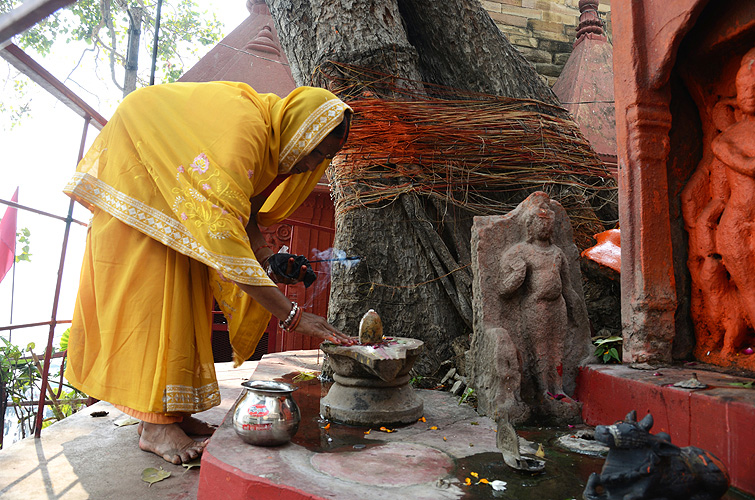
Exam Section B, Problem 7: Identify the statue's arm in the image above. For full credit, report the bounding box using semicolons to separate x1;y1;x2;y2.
500;246;527;297
712;128;755;178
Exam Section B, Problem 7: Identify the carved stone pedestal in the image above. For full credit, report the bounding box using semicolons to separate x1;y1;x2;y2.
320;372;424;427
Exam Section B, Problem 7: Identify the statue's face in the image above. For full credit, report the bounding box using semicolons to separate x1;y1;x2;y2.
736;59;755;115
528;205;555;241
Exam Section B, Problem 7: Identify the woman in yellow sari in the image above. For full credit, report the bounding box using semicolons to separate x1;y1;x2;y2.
63;81;354;464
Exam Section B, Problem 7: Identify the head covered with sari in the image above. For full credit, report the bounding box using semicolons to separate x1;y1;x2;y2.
65;81;351;285
257;86;352;226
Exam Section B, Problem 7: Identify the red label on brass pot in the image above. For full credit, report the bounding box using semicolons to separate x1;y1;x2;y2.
241;423;273;431
248;403;269;417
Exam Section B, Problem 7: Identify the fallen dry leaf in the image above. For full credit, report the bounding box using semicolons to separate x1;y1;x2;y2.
141;467;170;486
182;458;201;471
114;416;140;427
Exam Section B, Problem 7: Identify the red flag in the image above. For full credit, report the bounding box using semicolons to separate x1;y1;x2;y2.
0;187;19;284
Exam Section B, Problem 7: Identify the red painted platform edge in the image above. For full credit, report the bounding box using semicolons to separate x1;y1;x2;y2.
197;448;325;500
576;365;755;496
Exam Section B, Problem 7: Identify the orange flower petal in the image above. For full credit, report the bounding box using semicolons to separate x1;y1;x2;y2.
430;426;438;430
323;423;331;430
470;472;479;478
465;478;471;486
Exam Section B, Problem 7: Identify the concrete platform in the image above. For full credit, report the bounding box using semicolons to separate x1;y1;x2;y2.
576;364;755;496
0;361;259;500
3;352;753;499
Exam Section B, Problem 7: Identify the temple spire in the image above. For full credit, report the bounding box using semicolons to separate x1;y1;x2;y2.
576;0;606;42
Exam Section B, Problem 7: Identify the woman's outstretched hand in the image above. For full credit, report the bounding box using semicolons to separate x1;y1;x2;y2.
294;312;356;345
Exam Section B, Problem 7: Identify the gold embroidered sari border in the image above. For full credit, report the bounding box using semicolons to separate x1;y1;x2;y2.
65;172;275;286
164;382;221;413
279;99;351;173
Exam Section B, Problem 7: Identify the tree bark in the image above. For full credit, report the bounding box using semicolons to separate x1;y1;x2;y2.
268;0;606;376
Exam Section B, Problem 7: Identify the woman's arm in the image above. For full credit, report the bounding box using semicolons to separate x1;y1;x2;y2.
233;280;354;344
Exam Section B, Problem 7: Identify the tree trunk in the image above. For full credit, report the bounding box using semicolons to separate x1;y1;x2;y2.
268;0;606;376
123;6;142;97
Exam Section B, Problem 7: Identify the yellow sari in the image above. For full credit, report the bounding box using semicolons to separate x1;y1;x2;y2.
64;82;351;416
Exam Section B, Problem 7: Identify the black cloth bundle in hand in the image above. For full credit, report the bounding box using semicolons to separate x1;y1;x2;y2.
266;253;317;288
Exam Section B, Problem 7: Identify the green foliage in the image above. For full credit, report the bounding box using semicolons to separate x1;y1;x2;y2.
15;228;31;263
459;387;475;406
593;335;622;364
1;336;87;447
59;328;70;351
0;77;31;131
0;0;223;124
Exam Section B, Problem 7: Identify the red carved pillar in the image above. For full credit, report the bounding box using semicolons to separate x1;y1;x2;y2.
618;99;677;365
614;2;677;366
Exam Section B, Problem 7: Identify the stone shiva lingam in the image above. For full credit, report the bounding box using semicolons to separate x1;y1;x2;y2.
320;309;424;426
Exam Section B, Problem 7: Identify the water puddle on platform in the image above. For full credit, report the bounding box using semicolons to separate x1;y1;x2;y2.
278;374;754;500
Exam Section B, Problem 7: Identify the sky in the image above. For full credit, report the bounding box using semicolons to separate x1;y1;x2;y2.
0;1;251;349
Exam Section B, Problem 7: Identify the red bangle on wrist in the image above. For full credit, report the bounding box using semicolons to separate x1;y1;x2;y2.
288;307;303;331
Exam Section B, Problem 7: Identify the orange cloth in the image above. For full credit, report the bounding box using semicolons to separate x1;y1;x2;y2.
114;405;183;424
64;82;351;417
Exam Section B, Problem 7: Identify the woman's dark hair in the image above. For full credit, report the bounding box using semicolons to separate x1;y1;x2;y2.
329;109;352;141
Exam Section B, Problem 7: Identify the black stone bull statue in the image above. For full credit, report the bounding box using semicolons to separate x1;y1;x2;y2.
583;410;729;500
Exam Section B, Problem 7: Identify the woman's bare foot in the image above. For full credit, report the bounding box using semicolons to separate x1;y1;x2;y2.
139;422;207;464
137;416;216;437
178;416;217;436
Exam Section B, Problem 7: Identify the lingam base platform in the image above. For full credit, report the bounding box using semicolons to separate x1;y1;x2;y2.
320;372;424;426
196;350;754;500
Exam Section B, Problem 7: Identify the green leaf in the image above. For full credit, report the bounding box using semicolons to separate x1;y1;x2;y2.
458;387;474;405
594;336;623;346
603;352;611;363
182;458;201;470
292;371;318;383
141;467;170;486
60;328;71;351
728;381;755;389
609;348;620;363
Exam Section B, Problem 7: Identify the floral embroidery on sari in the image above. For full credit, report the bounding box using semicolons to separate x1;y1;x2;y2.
172;153;249;240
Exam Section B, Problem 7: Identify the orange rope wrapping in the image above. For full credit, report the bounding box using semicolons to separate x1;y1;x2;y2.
327;95;616;247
